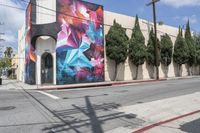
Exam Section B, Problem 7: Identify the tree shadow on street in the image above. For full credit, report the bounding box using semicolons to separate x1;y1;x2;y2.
42;96;144;133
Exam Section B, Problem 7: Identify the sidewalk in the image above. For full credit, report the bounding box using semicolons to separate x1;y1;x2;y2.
38;78;167;90
111;92;200;133
36;75;200;90
0;79;37;90
0;76;199;90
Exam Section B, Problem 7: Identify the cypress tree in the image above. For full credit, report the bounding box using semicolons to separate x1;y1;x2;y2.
194;34;200;74
129;15;146;80
173;27;189;76
146;28;160;78
106;20;129;81
185;20;196;75
160;33;173;77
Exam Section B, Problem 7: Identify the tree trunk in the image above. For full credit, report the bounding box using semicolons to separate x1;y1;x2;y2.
177;64;180;77
199;65;200;75
153;66;156;79
188;65;190;76
114;62;118;81
178;64;182;77
165;65;168;78
188;65;192;76
134;65;139;80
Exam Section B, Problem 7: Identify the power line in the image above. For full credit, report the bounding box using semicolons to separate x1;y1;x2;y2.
0;2;134;31
0;3;25;11
0;3;56;17
21;0;105;25
0;1;179;37
19;0;150;31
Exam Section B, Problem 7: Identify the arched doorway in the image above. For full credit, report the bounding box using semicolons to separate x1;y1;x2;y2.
41;52;53;84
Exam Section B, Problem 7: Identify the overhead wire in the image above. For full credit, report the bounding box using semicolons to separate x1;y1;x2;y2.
0;0;178;36
1;0;135;30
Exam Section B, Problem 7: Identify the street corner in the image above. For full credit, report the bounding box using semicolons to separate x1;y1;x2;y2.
0;79;19;90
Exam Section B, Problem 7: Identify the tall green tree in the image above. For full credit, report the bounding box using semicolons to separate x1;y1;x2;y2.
0;58;11;68
185;20;196;75
0;56;12;77
106;20;129;81
146;28;160;78
129;15;146;80
0;47;13;75
194;33;200;74
173;27;189;76
160;34;173;77
4;47;13;58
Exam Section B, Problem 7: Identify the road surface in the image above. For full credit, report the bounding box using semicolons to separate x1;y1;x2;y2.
0;78;200;133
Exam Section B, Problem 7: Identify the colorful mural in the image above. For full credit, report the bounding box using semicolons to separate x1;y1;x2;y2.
56;0;104;84
25;4;37;84
25;0;104;85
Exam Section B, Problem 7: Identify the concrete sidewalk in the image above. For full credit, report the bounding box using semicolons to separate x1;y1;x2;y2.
0;76;199;90
33;75;200;90
107;92;200;133
38;78;166;90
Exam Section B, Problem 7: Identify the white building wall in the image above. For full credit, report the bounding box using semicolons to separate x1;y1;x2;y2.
17;23;26;82
18;3;197;84
35;0;57;85
104;11;191;81
36;0;56;24
35;36;56;85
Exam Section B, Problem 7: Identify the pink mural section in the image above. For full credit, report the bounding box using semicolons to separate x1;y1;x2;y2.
25;4;37;84
56;0;104;84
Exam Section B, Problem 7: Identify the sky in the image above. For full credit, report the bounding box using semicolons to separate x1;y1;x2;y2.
0;0;200;54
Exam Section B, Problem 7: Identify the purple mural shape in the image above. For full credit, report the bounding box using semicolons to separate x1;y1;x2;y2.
56;0;104;84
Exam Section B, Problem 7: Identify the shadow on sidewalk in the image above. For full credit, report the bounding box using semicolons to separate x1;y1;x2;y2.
180;118;200;133
42;96;144;133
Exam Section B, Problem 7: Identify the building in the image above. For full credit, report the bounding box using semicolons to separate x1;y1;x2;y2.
11;54;19;79
18;23;26;82
18;0;199;85
19;0;104;85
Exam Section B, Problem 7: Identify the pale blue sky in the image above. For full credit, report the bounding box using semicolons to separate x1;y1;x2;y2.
0;0;200;53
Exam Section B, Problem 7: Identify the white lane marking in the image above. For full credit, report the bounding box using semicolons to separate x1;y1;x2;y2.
37;91;60;100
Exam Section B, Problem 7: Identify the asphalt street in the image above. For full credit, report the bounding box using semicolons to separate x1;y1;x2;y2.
0;78;200;133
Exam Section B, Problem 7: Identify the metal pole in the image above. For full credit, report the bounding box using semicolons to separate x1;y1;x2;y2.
152;1;159;80
147;0;160;80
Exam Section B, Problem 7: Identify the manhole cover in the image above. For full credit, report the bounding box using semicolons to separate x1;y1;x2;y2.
0;106;16;111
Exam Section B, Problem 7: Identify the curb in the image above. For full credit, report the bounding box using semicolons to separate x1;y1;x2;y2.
36;79;167;90
112;79;166;86
133;109;200;133
38;82;112;90
12;76;200;91
167;76;200;81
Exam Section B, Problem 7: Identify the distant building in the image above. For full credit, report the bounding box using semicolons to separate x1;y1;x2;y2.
18;22;26;82
18;0;199;85
11;54;19;79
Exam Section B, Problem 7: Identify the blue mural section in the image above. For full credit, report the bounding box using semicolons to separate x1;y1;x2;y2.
56;0;104;85
25;0;105;85
25;4;36;85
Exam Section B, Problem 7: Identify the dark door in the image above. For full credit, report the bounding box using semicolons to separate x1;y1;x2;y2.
41;53;53;84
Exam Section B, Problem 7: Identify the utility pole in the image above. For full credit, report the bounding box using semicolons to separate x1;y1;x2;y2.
146;0;160;80
0;22;5;58
0;22;4;79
